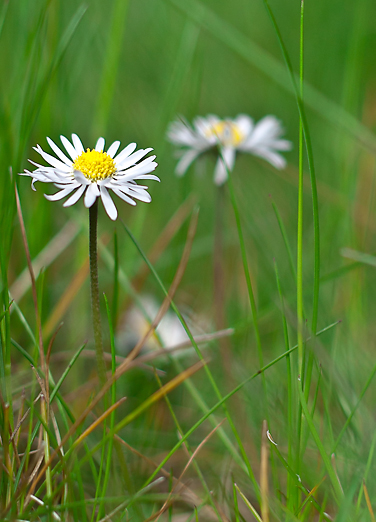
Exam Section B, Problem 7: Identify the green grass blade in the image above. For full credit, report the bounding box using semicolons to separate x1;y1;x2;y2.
261;0;320;338
332;360;376;453
93;0;129;135
296;384;343;502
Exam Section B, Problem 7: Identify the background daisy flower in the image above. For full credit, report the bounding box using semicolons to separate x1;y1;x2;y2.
21;134;159;220
167;114;292;185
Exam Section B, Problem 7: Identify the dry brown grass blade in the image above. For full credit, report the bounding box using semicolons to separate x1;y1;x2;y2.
26;443;45;487
50;408;64;456
131;194;197;296
151;418;226;522
52;327;233;373
73;396;127;447
363;480;376;522
10;392;42;443
12;388;26;454
15;186;45;373
148;360;205;403
260;420;269;522
26;208;199;500
43;258;89;339
9;422;21;471
9;220;79;303
30;366;48;403
114;207;199;379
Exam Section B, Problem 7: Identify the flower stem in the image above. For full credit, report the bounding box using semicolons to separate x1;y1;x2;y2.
297;0;304;377
89;200;106;386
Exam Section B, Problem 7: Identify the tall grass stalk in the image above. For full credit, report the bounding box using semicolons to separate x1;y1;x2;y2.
297;0;305;373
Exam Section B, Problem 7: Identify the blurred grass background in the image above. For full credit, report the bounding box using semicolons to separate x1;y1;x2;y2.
2;0;376;519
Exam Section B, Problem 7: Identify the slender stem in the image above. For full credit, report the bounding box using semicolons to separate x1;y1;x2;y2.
263;0;320;336
297;0;304;375
89;200;106;386
295;1;305;510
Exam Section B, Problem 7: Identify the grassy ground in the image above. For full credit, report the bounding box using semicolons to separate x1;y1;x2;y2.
1;0;376;520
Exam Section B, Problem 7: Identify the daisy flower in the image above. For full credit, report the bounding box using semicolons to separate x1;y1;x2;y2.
21;134;159;220
167;114;292;185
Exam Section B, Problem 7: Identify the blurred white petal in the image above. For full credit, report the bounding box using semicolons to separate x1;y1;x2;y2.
167;113;291;183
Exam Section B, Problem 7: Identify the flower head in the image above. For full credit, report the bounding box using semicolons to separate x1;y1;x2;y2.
21;134;159;220
167;114;292;185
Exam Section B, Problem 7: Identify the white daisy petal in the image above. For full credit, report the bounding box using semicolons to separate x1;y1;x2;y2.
128;189;152;203
100;186;118;220
72;134;85;155
114;142;137;164
176;149;201;176
95;137;105;152
127;184;150;194
33;145;71;172
84;183;100;208
111;187;137;206
115;171;158;183
270;139;293;151
132;174;160;182
73;170;91;185
251;148;287;169
221;146;236;171
63;184;87;207
46;137;73;166
242;116;286;150
44;187;76;201
54;182;79;189
116;148;153;170
117;161;158;179
213;157;228;186
107;141;121;158
29;169;67;183
60;135;79;161
234;114;253;138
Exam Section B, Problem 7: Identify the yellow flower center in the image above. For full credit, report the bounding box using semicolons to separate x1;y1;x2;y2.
73;149;116;181
207;121;244;147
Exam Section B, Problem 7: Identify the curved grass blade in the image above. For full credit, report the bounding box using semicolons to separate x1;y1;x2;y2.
261;0;320;338
332;360;376;453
